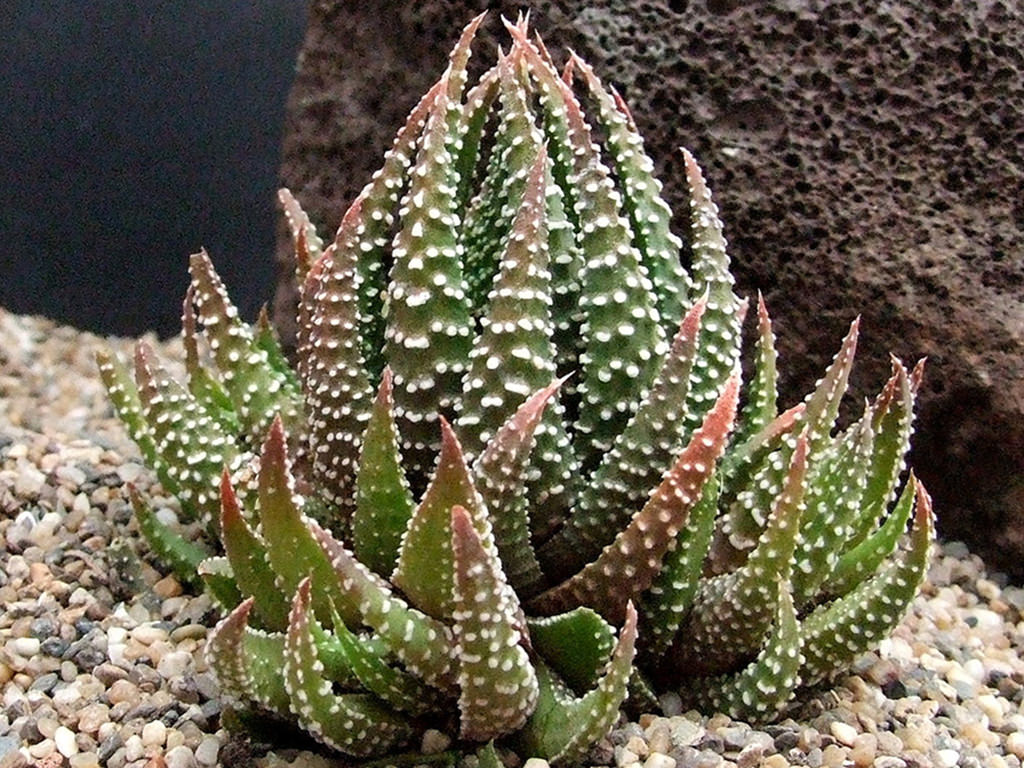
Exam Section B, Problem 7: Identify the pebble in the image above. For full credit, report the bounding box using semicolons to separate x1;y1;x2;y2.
193;737;219;767
54;726;78;757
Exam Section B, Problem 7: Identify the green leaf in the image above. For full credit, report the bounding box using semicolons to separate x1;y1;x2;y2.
330;602;446;717
826;474;919;598
313;522;456;690
638;472;720;663
690;580;802;721
451;505;539;741
678;150;745;440
671;432;808;678
571;54;690;336
256;416;353;628
471;376;564;595
284;579;415;757
96;348;160;469
848;359;916;548
541;296;707;579
188;250;303;441
219;469;289;631
196;557;244;612
392;418;487;619
725;319;859;548
732;294;779;446
278;187;324;286
352;368;416;577
517;602;638;764
132;342;239;524
800;481;934;686
181;287;241;435
530;375;738;623
789;414;874;606
461;48;546;312
385;77;475;481
301;195;376;516
528;607;616;695
127;486;207;590
206;598;290;715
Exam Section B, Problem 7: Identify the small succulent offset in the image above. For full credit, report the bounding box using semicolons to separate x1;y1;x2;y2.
98;15;934;764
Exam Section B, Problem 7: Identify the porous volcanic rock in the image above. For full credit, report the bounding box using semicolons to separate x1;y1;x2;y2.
275;1;1024;577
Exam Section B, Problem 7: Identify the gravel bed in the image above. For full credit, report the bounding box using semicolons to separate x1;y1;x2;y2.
1;307;1022;768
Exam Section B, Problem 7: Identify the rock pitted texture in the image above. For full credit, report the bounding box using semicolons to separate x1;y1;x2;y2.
275;1;1024;577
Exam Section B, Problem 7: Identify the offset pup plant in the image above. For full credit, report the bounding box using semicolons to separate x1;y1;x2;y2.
98;14;934;764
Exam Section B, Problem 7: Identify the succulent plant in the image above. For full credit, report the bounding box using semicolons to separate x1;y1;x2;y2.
98;14;934;764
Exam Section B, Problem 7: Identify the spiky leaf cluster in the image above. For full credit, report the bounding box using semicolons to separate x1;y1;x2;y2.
99;15;934;764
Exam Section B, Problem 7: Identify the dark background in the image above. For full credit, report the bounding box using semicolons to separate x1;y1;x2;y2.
0;1;308;338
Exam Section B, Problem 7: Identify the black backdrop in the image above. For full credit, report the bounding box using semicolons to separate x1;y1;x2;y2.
0;1;307;338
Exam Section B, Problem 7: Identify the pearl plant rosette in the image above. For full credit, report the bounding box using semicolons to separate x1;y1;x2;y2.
98;14;933;764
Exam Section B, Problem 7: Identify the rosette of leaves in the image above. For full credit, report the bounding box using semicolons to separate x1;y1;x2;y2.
98;14;934;764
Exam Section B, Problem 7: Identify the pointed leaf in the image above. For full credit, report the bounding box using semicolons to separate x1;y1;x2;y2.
827;474;919;597
510;23;668;470
517;603;638;764
278;187;325;286
313;522;456;690
451;505;538;741
530;375;739;623
392;419;487;618
690;580;802;721
196;557;244;612
303;196;376;515
572;54;690;335
132;342;239;524
460;48;546;312
96;348;160;469
800;482;934;686
206;598;290;714
256;416;354;628
220;469;289;631
127;485;207;590
188;250;303;440
527;607;616;695
472;377;565;594
848;358;916;547
541;297;707;579
352;368;417;577
672;432;809;677
732;293;779;446
678;149;745;439
181;286;240;433
790;414;875;605
638;472;720;662
284;579;414;757
330;603;446;717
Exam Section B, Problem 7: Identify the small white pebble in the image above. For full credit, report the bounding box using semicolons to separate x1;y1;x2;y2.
69;753;101;768
124;734;144;762
142;719;167;748
644;754;676;768
1006;731;1024;759
55;726;79;757
157;650;192;679
29;739;55;759
11;637;41;657
830;721;858;747
165;744;198;768
524;759;551;768
935;748;960;768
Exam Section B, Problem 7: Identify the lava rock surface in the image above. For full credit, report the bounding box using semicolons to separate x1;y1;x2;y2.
275;1;1024;578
